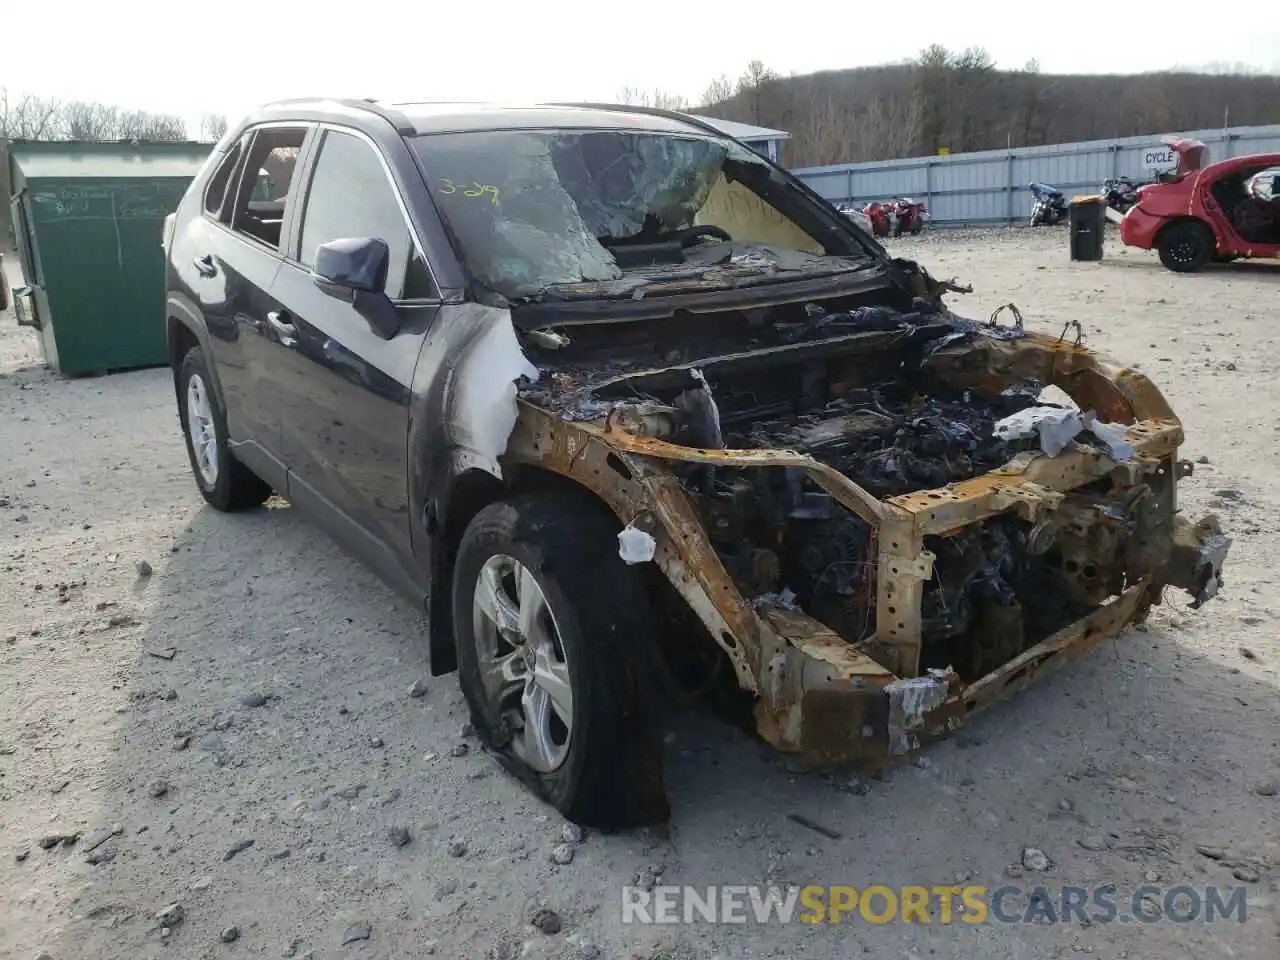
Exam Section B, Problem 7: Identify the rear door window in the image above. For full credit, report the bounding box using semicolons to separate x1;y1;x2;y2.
225;127;309;251
297;129;435;300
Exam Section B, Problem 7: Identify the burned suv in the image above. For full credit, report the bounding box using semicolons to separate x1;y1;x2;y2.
165;99;1229;828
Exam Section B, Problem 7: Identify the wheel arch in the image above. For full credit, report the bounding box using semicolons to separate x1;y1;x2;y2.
166;297;226;413
426;464;624;676
1153;215;1213;247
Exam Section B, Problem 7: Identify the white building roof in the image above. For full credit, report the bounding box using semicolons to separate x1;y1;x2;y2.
690;115;791;142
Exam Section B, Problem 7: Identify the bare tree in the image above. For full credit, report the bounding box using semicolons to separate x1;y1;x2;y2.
699;75;734;107
62;101;119;140
116;109;187;141
0;88;63;140
615;87;689;111
736;60;779;125
200;114;228;142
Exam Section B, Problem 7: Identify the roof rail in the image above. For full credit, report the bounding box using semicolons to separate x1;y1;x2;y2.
541;101;727;140
258;97;417;136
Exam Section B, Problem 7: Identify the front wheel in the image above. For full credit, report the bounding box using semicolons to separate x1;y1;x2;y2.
452;493;669;828
1158;221;1214;273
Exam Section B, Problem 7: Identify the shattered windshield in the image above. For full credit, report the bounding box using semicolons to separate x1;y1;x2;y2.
412;129;837;300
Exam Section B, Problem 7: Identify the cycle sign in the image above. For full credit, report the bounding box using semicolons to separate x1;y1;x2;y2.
1143;146;1177;169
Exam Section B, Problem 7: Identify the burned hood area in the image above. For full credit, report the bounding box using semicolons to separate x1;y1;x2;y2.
514;265;1205;686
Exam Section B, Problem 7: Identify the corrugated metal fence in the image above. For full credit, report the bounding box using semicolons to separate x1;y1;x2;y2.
793;125;1280;227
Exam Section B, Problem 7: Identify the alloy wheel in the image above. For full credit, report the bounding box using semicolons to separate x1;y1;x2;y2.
186;373;219;486
472;554;573;772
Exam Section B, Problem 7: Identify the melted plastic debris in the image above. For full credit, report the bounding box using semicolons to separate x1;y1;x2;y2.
1190;533;1232;608
993;405;1083;456
884;669;953;755
450;312;539;480
752;588;799;611
617;524;657;565
1080;412;1134;460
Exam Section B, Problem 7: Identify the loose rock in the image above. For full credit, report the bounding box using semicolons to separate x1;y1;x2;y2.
1232;865;1260;883
197;733;225;753
1078;835;1109;852
149;779;169;798
335;784;366;800
156;903;185;928
86;846;117;865
224;838;255;861
342;921;371;944
368;736;384;748
530;908;563;935
221;926;241;943
408;678;429;698
1254;780;1278;797
388;826;411;848
434;879;458;900
446;839;468;858
450;743;469;758
550;843;575;865
1195;844;1227;860
562;823;585;844
1240;647;1258;661
1022;847;1051;871
238;693;268;708
135;560;153;578
1212;488;1242;500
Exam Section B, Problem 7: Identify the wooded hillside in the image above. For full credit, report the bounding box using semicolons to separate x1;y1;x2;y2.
627;49;1280;168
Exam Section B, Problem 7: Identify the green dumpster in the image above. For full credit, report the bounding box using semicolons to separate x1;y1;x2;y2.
7;141;212;376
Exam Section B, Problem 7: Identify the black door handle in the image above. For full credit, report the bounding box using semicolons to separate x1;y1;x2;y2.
193;254;217;278
266;310;297;346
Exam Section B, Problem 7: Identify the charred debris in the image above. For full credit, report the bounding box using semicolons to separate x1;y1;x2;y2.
516;284;1140;682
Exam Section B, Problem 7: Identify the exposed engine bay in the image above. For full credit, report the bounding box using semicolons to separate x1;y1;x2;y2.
515;280;1215;690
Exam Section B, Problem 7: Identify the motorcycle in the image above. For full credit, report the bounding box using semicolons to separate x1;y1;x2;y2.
1029;182;1068;226
1101;176;1141;215
861;200;893;237
889;197;928;236
863;198;928;237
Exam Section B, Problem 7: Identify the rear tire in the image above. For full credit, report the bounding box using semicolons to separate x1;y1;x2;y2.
452;492;669;828
1157;220;1213;273
177;346;272;512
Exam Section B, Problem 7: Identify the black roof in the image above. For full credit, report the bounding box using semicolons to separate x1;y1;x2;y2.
248;98;726;139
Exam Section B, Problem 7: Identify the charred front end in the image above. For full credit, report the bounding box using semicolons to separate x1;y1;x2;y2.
508;276;1229;770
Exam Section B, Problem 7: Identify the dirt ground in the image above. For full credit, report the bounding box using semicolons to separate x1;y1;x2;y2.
1;229;1278;960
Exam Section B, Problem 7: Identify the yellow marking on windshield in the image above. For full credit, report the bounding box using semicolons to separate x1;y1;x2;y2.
438;178;500;204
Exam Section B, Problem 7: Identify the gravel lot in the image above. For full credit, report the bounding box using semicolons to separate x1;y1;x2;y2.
1;230;1278;960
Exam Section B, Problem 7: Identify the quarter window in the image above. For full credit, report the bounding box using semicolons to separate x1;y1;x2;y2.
298;130;434;299
203;139;244;217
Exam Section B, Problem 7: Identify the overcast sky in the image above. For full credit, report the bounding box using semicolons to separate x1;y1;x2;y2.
5;0;1279;128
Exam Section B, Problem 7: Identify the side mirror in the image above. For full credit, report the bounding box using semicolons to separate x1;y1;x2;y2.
311;237;399;340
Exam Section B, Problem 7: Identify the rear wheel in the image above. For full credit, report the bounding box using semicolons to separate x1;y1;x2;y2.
452;493;669;828
1158;221;1214;273
177;346;272;511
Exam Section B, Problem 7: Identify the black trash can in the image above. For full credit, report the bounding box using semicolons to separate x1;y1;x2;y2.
1068;196;1106;261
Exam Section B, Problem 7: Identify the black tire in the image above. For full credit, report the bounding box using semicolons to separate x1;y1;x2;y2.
452;493;669;828
1157;220;1213;273
176;346;272;511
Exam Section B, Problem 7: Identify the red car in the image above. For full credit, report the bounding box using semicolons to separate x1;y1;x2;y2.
1120;137;1280;272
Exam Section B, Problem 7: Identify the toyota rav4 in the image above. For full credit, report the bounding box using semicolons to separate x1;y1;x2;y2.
165;99;1230;828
